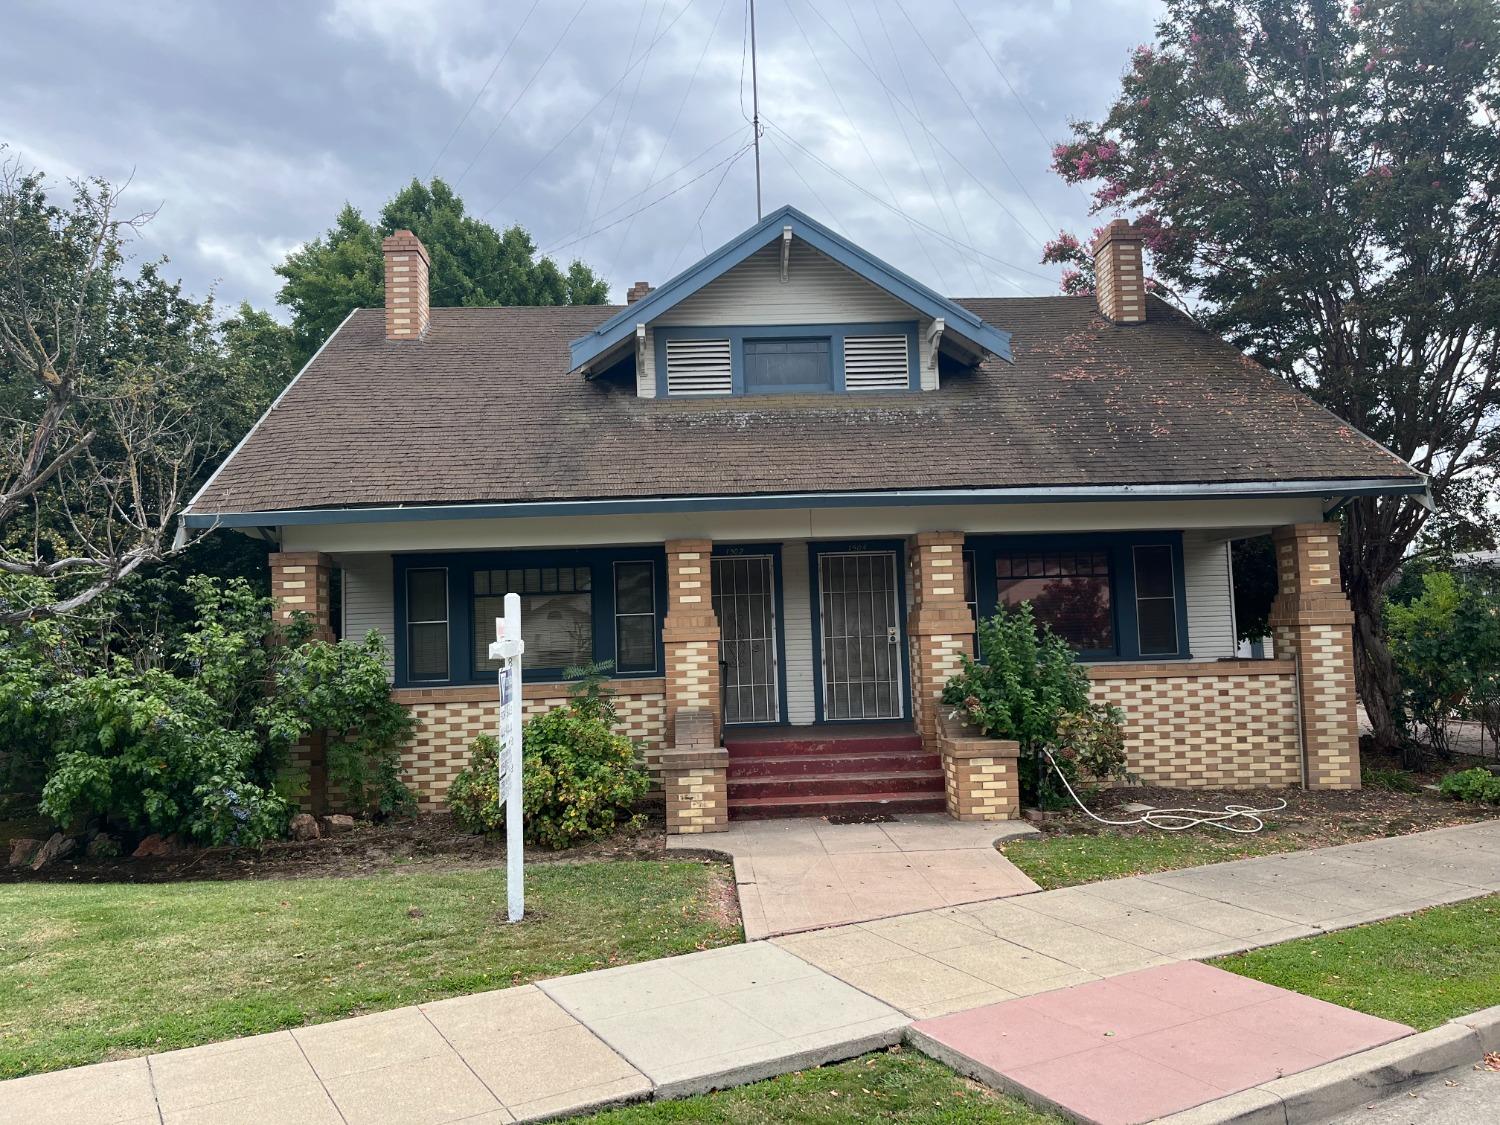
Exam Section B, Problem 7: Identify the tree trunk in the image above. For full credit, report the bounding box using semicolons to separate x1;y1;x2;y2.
1342;496;1418;763
1349;577;1402;752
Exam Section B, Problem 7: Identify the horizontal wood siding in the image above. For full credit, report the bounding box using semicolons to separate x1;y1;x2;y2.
1183;530;1236;660
340;553;396;678
780;542;817;725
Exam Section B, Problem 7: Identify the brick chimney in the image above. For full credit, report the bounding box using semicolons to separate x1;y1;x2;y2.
1091;219;1146;324
382;230;430;340
626;280;653;304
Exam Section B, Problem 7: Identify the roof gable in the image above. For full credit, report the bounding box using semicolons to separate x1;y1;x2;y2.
568;205;1014;372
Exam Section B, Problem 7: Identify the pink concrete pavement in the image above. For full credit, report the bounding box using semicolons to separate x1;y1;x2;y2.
909;961;1413;1125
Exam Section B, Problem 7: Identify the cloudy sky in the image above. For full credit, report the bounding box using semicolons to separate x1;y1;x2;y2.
3;0;1163;313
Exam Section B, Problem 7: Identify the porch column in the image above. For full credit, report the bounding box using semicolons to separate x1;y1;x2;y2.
1268;523;1360;790
269;551;334;811
662;539;721;746
907;531;976;755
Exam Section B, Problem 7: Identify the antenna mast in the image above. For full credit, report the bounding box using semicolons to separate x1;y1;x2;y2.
749;0;762;219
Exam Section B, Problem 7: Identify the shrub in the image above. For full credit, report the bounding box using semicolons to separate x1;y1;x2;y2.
448;697;650;848
941;602;1128;808
1438;767;1500;805
1360;767;1422;794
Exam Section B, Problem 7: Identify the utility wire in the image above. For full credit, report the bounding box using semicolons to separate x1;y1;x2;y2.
425;0;541;178
453;0;591;190
890;0;1057;237
763;118;1055;292
784;0;952;291
667;145;752;274
793;0;1049;253
579;0;654;244
477;0;699;222
610;0;735;279
762;130;846;236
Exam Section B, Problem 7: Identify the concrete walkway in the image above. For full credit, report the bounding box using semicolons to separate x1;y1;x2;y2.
4;819;1497;1124
668;814;1039;939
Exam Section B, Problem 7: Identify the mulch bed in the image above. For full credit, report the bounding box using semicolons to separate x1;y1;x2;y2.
1;809;675;885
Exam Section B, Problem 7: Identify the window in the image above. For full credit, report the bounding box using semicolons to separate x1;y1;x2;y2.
406;568;449;681
744;338;832;393
613;561;657;673
996;551;1114;653
1133;545;1180;656
472;566;593;674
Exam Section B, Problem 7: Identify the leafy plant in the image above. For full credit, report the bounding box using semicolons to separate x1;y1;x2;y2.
448;695;650;848
1360;767;1422;794
941;602;1128;808
1438;767;1500;805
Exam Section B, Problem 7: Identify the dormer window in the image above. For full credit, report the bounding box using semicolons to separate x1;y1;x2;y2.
655;322;918;397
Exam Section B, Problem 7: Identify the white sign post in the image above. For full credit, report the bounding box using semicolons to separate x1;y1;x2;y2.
488;592;525;923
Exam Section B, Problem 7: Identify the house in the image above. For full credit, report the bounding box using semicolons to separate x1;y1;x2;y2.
185;207;1427;829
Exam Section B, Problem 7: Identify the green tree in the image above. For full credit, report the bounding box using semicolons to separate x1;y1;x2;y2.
1044;0;1500;749
276;178;610;359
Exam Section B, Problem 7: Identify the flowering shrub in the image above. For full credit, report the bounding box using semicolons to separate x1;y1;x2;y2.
941;603;1128;808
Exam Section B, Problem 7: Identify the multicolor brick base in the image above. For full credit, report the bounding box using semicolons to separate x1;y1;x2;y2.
659;711;728;834
1089;660;1301;788
937;714;1022;820
389;680;667;809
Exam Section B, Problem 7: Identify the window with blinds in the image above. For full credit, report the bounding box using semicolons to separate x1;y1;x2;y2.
842;333;910;390
665;337;732;395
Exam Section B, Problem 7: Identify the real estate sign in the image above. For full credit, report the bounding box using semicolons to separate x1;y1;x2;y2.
489;593;525;923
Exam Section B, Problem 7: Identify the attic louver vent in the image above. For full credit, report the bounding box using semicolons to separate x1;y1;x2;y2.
843;334;910;391
665;337;733;396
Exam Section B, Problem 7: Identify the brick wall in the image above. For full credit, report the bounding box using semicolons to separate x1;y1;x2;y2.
907;532;977;754
1088;660;1302;788
389;680;668;809
663;539;721;746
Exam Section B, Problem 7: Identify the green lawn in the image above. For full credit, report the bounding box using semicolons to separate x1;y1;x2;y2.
0;860;738;1079
1003;832;1300;890
582;1049;1062;1124
1214;894;1500;1029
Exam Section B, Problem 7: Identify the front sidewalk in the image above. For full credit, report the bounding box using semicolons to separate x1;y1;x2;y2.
6;820;1498;1125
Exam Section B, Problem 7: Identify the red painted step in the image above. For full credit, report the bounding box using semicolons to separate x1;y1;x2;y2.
728;792;948;820
729;770;945;800
723;734;924;758
728;751;941;779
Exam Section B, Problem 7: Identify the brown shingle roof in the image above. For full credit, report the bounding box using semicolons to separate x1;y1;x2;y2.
189;297;1419;516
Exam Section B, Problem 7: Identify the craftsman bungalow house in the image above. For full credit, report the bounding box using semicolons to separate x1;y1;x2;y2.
185;207;1426;828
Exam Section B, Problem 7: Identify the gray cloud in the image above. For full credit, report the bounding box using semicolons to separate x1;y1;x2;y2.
1;0;1162;311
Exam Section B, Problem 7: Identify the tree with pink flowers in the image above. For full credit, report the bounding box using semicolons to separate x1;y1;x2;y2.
1045;0;1500;754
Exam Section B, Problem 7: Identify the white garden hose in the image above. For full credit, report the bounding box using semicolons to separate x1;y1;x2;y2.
1040;748;1288;834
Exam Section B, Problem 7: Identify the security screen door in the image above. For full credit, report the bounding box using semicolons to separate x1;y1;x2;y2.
818;551;903;720
712;555;781;724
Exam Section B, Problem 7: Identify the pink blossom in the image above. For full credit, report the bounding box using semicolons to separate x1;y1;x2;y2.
1137;95;1152;108
1097;140;1120;161
1364;59;1376;72
1190;32;1204;46
1349;4;1362;19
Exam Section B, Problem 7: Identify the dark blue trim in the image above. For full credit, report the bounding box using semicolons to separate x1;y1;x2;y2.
393;546;667;688
181;479;1429;529
654;321;920;396
569;204;1013;370
806;540;911;724
966;531;1191;662
712;542;791;727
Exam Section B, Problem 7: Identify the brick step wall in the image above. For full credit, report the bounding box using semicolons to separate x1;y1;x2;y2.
724;729;943;820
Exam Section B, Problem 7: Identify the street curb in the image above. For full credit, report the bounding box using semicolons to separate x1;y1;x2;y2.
1150;1022;1486;1125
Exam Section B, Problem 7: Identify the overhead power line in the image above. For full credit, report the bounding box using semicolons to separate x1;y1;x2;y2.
425;0;541;178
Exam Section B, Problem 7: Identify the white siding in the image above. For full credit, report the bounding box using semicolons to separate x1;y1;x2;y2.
340;553;395;679
636;329;655;397
779;542;817;725
1182;531;1237;660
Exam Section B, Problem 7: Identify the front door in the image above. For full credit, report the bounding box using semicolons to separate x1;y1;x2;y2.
818;550;904;720
712;554;781;724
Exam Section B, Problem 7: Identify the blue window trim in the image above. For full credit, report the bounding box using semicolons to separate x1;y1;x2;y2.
966;532;1191;662
392;547;668;687
711;542;791;728
807;539;912;723
654;321;920;397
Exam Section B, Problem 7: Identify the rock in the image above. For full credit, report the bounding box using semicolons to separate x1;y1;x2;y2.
86;833;120;859
132;833;171;858
8;838;41;867
30;833;77;870
319;814;356;836
289;813;321;841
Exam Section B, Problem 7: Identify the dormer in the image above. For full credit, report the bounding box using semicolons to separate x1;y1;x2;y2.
569;206;1013;399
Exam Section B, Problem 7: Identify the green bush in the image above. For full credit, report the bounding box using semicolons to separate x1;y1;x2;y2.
1386;571;1500;754
448;697;649;849
1360;767;1423;793
1438;767;1500;804
941;602;1128;808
